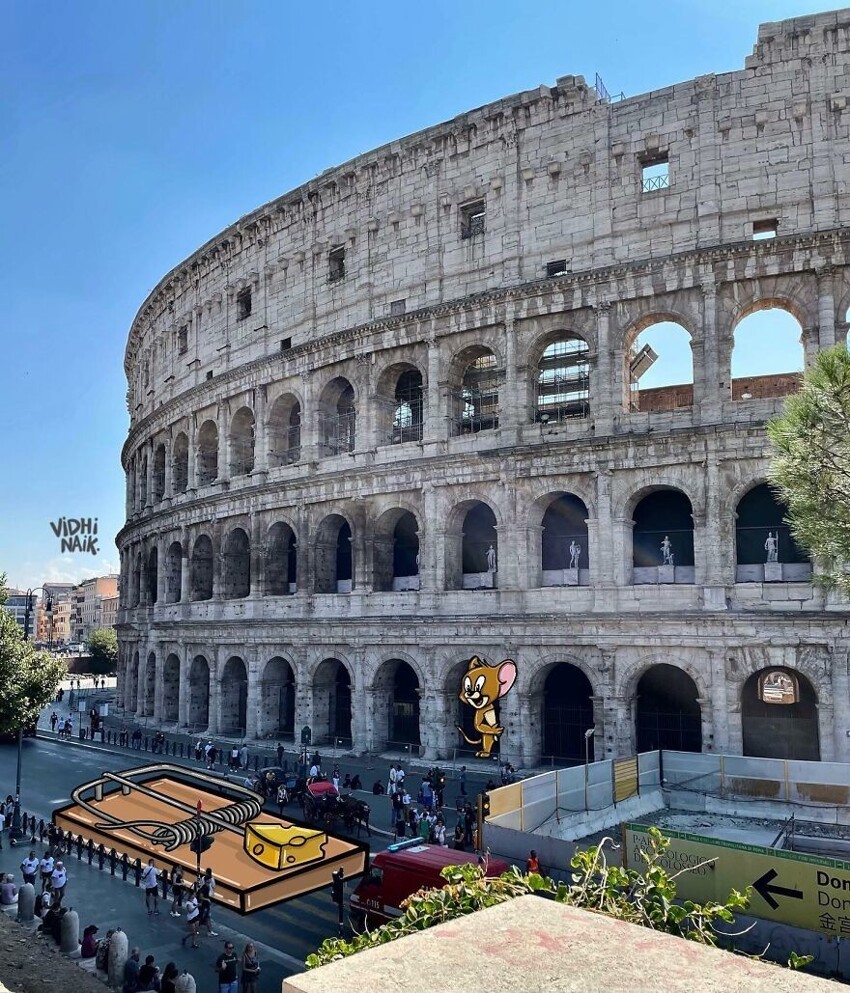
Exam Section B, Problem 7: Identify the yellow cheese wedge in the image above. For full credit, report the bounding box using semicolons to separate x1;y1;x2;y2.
243;821;328;871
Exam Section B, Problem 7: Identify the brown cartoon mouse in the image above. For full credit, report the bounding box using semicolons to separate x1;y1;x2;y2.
456;656;517;758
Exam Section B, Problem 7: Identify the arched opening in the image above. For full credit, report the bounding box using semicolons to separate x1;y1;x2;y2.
267;394;301;466
162;654;180;723
741;668;819;760
535;335;590;423
146;547;159;604
259;657;295;739
265;522;297;595
139;456;148;507
143;652;156;717
223;528;250;599
229;407;255;476
731;306;804;400
452;347;502;435
541;493;589;585
461;502;498;589
197;420;219;486
447;658;503;759
172;433;189;494
152;444;166;503
632;488;694;584
377;364;424;445
374;509;420;592
220;656;248;735
165;541;183;603
540;663;594;765
314;515;353;593
374;659;421;749
190;535;214;601
626;320;693;413
635;664;702;752
319;378;356;456
313;659;352;745
188;655;210;729
735;483;811;582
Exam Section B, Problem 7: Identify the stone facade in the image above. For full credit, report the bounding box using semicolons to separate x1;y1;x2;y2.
117;10;850;766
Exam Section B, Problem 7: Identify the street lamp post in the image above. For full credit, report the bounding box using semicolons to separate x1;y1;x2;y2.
10;588;53;842
583;727;595;813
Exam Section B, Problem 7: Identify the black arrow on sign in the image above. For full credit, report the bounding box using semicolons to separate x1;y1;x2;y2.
752;868;804;910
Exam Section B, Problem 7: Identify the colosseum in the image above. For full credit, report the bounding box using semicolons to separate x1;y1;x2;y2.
117;9;850;768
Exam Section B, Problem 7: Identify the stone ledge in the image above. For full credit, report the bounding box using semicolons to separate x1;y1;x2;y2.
283;896;835;993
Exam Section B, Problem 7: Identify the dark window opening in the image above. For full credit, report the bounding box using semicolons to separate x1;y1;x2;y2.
206;370;214;380
280;338;292;352
460;200;485;239
753;219;778;241
392;369;424;444
329;247;345;283
236;287;252;320
640;153;669;193
390;299;406;317
177;326;188;355
546;260;568;278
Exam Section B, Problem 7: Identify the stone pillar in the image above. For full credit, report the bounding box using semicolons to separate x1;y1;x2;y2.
144;444;154;510
517;525;543;590
818;271;836;350
703;458;727;588
163;435;173;502
432;689;456;761
217;403;230;484
301;373;319;462
802;325;819;370
592;469;615;588
592;302;614;436
17;883;34;922
418;689;439;762
698;283;723;425
293;651;313;741
706;651;729;753
180;532;191;604
254;386;268;472
607;693;634;757
211;528;223;600
493;525;517;590
612;518;634;587
60;908;79;954
501;316;519;437
156;537;168;604
250;517;263;598
245;651;260;739
350;650;368;754
419;484;439;591
500;688;531;766
207;652;221;735
187;417;197;491
424;332;443;443
362;687;381;753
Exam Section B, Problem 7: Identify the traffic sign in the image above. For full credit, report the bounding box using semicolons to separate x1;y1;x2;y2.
625;823;850;937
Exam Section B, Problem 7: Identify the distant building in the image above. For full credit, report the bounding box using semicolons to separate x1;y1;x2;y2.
71;575;119;643
35;584;75;643
49;600;72;645
3;589;32;635
100;594;118;631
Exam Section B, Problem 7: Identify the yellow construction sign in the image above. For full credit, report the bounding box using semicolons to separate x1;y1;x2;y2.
625;823;850;937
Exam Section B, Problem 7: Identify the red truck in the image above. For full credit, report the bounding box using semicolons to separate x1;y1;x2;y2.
350;839;509;928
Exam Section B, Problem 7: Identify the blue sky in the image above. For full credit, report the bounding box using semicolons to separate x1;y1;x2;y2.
0;0;827;591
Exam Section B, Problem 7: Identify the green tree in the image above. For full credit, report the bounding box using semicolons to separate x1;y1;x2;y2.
87;627;118;667
768;345;850;597
0;577;66;733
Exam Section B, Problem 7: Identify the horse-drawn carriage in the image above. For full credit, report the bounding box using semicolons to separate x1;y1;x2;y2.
302;779;371;837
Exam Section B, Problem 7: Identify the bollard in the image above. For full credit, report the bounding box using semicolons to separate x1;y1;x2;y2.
161;869;170;901
108;928;129;989
86;839;94;865
97;844;105;869
21;813;28;835
60;908;80;954
17;882;35;923
120;853;129;881
109;849;117;875
174;971;197;993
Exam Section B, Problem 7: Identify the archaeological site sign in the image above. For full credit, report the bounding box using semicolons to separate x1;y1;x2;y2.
625;823;850;936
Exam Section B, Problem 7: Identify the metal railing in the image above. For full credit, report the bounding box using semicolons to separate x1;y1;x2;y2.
641;173;669;193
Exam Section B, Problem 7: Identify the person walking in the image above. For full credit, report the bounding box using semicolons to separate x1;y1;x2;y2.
241;942;260;993
197;868;218;937
50;861;67;905
230;746;240;771
39;852;54;893
276;783;287;817
170;865;185;917
20;850;39;886
387;763;397;796
214;940;239;993
459;765;467;796
195;740;204;763
50;712;59;733
181;891;200;948
276;742;284;766
141;858;160;915
239;744;249;770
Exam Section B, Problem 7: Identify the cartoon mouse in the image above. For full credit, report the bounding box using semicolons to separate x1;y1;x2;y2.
456;656;517;758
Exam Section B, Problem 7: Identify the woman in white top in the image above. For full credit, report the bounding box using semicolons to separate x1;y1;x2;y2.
50;862;67;904
181;891;200;949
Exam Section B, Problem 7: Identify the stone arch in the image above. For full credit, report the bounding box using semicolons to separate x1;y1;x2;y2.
372;656;423;750
259;657;296;739
152;443;166;503
223;527;250;599
535;492;590;586
450;344;503;436
196;419;219;486
313;513;353;593
190;534;214;601
530;332;591;424
629;485;695;585
731;303;804;400
375;361;425;445
162;653;180;722
267;393;302;466
634;663;702;753
146;546;159;603
373;507;420;592
143;651;156;717
741;667;819;761
312;658;353;744
172;432;189;493
318;377;356;456
447;499;499;590
529;660;596;765
734;482;810;582
229;406;256;476
220;656;248;735
623;316;694;414
165;540;183;603
265;522;297;595
188;655;210;729
132;552;142;606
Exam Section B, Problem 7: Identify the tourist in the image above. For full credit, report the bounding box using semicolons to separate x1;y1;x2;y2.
453;822;465;851
387;763;398;795
459;765;467;796
214;940;239;993
50;712;58;732
230;746;240;770
239;743;249;770
80;924;99;959
276;742;284;766
50;860;67;905
137;954;160;992
39;851;54;893
0;874;17;905
276;783;287;817
123;948;141;993
181;890;200;948
20;850;38;885
197;868;218;937
241;941;261;993
526;849;540;873
195;739;204;763
160;963;179;993
170;864;185;917
141;858;160;915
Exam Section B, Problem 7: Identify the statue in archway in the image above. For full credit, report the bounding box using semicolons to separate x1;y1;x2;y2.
486;544;497;572
764;531;778;563
569;540;581;569
660;535;674;566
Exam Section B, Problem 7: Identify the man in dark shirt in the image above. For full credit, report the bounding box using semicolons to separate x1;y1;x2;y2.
138;954;160;991
215;941;239;993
